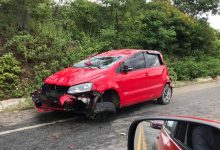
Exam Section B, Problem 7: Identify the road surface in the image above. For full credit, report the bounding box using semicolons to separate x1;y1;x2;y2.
0;81;220;150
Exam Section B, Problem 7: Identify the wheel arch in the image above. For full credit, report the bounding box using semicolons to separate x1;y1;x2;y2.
166;81;173;95
101;89;121;108
157;83;172;105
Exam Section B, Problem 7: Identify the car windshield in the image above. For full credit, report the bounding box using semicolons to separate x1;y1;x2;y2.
73;56;123;69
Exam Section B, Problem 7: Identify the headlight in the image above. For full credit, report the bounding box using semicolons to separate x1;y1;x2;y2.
67;83;93;94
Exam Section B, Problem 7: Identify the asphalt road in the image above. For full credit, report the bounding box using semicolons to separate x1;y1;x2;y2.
0;81;220;150
134;121;159;150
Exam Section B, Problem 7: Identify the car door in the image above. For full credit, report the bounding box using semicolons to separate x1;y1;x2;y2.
117;52;151;105
144;52;166;99
159;121;182;150
159;121;192;150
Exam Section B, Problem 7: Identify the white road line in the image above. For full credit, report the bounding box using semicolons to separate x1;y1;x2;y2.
0;118;76;136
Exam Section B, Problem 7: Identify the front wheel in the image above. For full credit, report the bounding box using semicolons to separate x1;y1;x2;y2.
157;84;172;105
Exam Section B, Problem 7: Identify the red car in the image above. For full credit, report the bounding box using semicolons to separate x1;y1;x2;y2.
32;49;172;118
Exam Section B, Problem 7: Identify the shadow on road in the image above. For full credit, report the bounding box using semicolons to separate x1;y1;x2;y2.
0;99;165;131
34;99;165;125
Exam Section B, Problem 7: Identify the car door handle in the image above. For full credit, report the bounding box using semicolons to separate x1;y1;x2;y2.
145;72;149;76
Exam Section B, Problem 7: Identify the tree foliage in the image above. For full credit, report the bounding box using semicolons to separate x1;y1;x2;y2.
173;0;220;16
0;53;22;99
141;1;217;56
0;0;220;99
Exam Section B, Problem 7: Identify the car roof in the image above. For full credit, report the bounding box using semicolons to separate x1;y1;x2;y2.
97;49;161;57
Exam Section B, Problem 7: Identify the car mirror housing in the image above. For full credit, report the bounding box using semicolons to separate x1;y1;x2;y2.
127;116;220;150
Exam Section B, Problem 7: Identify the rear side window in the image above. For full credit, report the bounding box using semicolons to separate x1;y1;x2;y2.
124;52;146;70
165;121;178;135
169;122;191;150
145;53;161;68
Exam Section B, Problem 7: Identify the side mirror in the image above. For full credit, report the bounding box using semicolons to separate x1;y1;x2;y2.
128;116;220;150
122;65;133;72
150;120;164;130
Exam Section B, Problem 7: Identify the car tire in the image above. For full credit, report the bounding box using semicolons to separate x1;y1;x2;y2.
87;102;116;120
87;111;112;120
157;84;172;105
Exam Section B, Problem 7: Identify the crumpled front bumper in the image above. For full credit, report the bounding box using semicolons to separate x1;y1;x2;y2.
31;89;102;113
31;89;116;116
32;90;77;112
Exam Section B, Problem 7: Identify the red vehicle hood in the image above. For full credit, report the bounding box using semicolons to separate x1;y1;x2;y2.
44;67;107;86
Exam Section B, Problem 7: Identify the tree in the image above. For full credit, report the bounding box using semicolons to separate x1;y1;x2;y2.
141;1;217;56
0;0;53;44
173;0;220;16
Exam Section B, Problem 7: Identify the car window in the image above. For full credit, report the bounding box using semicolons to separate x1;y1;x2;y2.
124;52;146;70
165;121;178;135
145;53;161;68
74;56;123;69
165;121;191;150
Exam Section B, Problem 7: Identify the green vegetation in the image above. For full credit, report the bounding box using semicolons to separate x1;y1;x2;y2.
0;0;220;100
173;0;220;16
172;57;220;80
0;53;22;99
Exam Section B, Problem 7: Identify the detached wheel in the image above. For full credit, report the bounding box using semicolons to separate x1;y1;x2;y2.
157;84;172;105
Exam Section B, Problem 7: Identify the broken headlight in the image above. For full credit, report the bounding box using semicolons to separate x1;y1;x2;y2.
67;83;93;94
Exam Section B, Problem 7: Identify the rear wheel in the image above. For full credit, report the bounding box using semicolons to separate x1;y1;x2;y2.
157;84;172;105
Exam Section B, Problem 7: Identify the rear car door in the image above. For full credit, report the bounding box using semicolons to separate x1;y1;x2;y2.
159;121;181;150
144;52;166;99
159;121;192;150
118;52;150;105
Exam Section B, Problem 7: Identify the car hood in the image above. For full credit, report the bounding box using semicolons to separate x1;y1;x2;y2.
44;67;107;86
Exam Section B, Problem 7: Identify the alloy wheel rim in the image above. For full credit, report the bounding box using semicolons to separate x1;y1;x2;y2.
163;87;171;103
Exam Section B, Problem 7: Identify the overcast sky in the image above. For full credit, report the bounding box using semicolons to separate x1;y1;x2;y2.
208;15;220;31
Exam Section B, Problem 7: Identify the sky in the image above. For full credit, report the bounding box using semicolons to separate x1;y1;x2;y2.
208;15;220;31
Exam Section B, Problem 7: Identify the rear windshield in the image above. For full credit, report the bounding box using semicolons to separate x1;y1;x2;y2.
74;56;123;69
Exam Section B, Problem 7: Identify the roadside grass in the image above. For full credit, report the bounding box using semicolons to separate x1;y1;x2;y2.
1;97;34;112
15;97;34;110
174;76;220;88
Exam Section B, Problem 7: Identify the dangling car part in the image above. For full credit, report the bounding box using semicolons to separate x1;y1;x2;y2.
32;85;116;118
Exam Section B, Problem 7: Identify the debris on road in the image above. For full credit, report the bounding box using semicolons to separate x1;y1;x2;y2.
68;145;75;149
119;132;126;136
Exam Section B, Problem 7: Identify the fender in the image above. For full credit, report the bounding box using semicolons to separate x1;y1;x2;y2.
91;74;125;107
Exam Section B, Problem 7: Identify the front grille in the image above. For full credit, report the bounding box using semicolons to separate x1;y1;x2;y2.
42;84;69;92
42;84;69;101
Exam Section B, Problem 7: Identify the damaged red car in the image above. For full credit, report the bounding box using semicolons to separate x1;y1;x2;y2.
32;49;172;118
